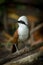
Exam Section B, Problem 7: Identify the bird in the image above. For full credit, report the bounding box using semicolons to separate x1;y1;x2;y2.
3;16;43;53
7;16;30;53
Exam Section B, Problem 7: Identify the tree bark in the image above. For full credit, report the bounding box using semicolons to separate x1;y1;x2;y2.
0;41;43;65
4;51;43;65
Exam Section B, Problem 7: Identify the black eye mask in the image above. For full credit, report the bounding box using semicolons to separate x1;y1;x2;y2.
18;20;27;26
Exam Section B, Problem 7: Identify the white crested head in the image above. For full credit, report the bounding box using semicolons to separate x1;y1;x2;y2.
18;16;28;25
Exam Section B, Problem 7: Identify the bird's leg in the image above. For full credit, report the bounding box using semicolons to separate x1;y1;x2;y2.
14;44;19;52
15;43;20;54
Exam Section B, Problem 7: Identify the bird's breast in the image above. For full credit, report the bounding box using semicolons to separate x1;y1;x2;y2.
18;25;29;41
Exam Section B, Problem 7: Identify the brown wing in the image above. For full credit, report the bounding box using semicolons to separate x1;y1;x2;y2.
11;30;18;53
12;30;19;44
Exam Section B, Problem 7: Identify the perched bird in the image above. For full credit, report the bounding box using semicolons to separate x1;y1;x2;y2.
8;16;30;53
